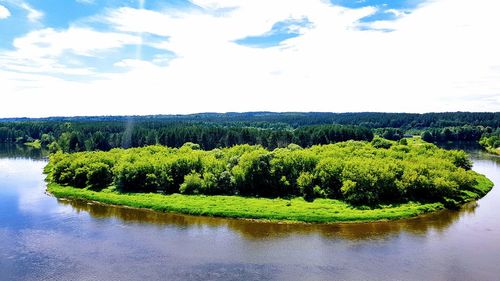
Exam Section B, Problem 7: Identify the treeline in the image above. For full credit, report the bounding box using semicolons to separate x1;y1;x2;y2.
2;112;499;128
0;122;372;152
47;138;478;206
2;112;498;153
420;125;491;142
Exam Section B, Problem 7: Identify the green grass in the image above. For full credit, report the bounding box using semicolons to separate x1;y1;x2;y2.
461;174;495;199
46;174;493;223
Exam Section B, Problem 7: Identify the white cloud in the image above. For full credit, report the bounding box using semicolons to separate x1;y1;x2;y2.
1;1;44;22
105;7;174;37
0;4;10;19
0;0;499;117
0;27;142;86
12;27;141;57
385;9;406;18
20;2;43;22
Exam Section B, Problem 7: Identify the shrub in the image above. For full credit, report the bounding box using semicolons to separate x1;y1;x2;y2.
47;138;481;207
297;172;315;202
180;172;203;194
71;167;88;188
314;159;343;198
87;162;113;190
371;137;393;149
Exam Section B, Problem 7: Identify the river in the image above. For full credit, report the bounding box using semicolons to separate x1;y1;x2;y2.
0;144;499;281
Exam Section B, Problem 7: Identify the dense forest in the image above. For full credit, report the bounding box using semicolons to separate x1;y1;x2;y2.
2;112;499;128
0;122;372;151
1;112;498;152
419;125;490;142
46;138;481;207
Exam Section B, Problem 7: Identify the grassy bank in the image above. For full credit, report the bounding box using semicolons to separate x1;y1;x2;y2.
46;175;493;223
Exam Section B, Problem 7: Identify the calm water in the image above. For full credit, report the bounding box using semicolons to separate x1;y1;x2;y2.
0;145;499;281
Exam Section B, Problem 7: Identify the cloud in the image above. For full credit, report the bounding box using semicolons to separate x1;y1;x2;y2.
385;9;406;18
0;5;10;19
0;27;142;84
104;7;174;37
0;0;499;117
2;1;44;22
12;27;141;57
20;2;43;22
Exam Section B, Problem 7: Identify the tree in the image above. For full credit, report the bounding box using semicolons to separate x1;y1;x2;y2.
297;172;315;201
180;172;203;194
421;131;433;142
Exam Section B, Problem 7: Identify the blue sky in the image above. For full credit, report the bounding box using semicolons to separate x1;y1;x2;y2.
0;0;499;117
0;0;419;50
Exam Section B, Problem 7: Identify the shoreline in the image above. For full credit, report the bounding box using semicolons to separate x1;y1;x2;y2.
46;175;493;224
485;147;500;156
48;193;461;225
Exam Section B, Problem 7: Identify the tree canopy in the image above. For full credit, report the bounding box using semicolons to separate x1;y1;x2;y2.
46;138;478;207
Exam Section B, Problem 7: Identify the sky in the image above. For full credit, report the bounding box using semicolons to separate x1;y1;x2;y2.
0;0;499;117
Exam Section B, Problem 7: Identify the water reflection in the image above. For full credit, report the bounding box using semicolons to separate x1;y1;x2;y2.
436;140;484;151
436;141;500;163
0;143;48;160
58;197;474;241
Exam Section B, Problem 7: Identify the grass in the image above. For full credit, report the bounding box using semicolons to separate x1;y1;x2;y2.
460;174;495;199
46;174;493;223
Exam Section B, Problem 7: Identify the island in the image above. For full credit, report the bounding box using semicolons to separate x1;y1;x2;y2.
45;138;493;223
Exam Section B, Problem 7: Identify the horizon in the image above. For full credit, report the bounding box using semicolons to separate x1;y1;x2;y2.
1;110;498;121
1;0;499;117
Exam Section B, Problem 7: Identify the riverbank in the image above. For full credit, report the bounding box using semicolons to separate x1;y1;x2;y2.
479;135;500;156
485;147;500;156
46;175;493;223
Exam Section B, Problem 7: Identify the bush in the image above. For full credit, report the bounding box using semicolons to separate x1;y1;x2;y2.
86;163;113;190
47;138;481;207
449;150;473;170
71;167;88;188
371;137;393;149
314;159;343;198
340;162;380;206
114;162;161;192
180;172;203;194
297;172;315;201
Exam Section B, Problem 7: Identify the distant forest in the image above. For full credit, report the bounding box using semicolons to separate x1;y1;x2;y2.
2;112;499;128
0;112;498;152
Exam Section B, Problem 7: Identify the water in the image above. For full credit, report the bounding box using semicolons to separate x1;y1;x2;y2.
0;145;499;281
